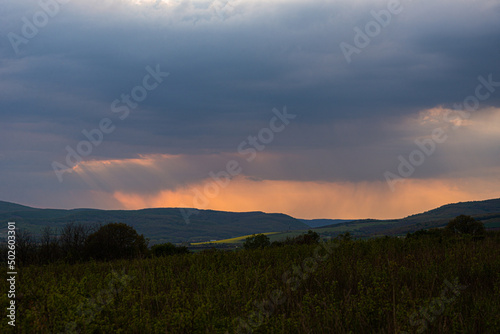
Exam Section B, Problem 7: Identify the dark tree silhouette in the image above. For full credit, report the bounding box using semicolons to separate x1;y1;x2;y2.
60;223;95;263
446;215;485;235
15;229;38;266
85;223;148;261
243;234;270;250
151;243;189;257
39;226;60;264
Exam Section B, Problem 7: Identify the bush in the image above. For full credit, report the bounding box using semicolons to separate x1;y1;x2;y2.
243;234;270;250
446;215;485;236
85;223;148;261
151;243;189;257
271;230;321;247
336;231;353;242
406;228;444;239
294;230;320;245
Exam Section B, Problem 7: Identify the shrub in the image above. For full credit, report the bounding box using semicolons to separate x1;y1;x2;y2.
293;230;320;245
151;243;189;257
406;228;444;239
446;215;485;236
336;231;353;242
85;223;148;261
243;234;270;250
270;230;321;247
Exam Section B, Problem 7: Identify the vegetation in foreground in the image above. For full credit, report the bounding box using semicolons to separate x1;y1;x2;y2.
0;216;499;333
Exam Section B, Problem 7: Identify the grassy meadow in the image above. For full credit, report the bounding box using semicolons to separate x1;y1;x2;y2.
2;233;500;333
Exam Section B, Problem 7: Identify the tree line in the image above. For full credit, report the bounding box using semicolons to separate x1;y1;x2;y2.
406;215;486;239
0;215;487;266
0;222;188;266
243;230;322;250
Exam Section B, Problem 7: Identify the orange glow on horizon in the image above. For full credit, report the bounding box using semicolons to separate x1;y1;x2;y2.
112;176;500;220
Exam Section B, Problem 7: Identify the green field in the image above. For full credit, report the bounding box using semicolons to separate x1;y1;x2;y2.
2;232;500;333
191;232;279;245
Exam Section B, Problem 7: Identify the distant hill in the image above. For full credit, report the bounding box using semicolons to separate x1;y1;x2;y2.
0;201;37;213
317;198;500;238
402;198;500;224
300;219;352;228
0;201;308;243
1;198;499;243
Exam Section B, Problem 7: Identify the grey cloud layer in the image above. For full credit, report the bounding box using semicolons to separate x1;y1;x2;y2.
1;0;500;207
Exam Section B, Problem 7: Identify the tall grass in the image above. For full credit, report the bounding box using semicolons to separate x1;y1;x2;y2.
1;233;499;333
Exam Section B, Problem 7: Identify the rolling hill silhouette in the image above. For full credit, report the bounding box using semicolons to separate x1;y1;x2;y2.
1;198;499;242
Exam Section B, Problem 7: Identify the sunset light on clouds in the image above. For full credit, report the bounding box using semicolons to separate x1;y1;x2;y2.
111;176;500;220
1;0;500;219
67;104;500;219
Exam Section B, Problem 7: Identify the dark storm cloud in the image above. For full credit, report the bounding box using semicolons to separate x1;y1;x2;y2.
1;0;500;208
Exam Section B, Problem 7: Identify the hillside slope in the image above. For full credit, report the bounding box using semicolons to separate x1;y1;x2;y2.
314;198;500;238
0;202;308;243
2;198;499;243
403;198;500;224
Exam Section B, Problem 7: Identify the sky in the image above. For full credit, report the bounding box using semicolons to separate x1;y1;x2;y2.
1;0;500;219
